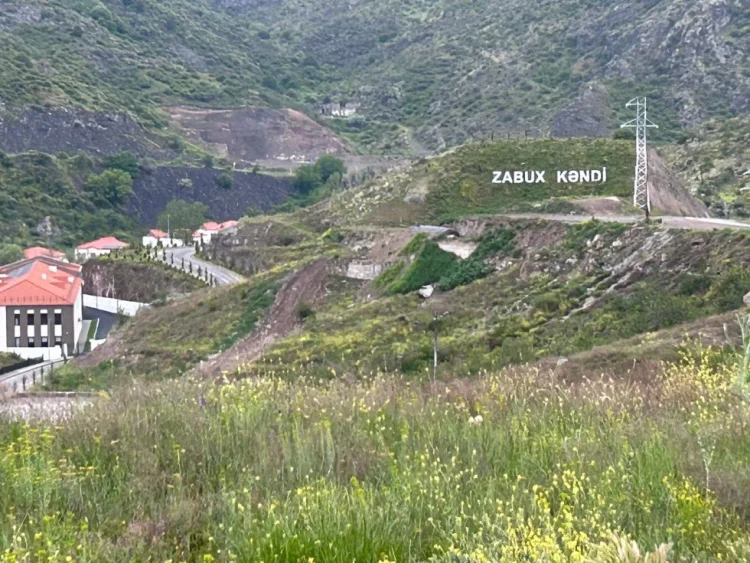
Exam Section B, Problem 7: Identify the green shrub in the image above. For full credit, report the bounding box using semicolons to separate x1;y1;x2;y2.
399;233;428;256
435;257;493;291
216;173;233;190
375;262;405;288
388;241;457;294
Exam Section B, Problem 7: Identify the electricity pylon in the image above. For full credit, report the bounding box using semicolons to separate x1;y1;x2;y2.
621;98;658;219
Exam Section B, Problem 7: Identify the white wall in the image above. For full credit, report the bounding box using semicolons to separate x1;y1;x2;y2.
0;307;6;351
83;294;148;316
73;291;83;351
143;237;185;248
75;248;111;261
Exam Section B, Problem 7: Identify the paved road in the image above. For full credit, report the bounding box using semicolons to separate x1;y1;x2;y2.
164;246;245;286
0;358;66;396
500;214;750;230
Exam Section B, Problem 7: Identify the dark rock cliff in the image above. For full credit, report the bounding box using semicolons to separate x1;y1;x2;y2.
130;166;291;225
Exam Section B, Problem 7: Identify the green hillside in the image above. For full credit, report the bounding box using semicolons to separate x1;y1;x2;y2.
663;116;750;217
1;0;747;153
0;151;136;248
325;138;637;225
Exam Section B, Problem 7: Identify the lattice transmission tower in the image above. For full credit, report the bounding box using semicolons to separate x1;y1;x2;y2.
621;98;658;218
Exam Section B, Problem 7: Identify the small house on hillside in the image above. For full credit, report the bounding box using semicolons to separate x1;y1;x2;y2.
320;102;359;118
0;256;84;360
23;247;68;262
75;237;129;261
192;220;239;244
142;229;184;248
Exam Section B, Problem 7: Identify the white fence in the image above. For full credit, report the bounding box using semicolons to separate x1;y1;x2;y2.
83;295;149;316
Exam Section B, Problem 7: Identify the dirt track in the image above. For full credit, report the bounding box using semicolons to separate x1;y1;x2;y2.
194;260;331;377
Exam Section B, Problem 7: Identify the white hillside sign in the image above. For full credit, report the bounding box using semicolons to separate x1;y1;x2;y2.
492;168;608;184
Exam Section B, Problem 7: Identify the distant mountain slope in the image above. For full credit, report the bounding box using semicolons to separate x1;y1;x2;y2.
1;0;747;155
242;0;749;151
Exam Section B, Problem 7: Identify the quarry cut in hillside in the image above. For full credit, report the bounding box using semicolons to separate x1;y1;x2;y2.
166;106;352;169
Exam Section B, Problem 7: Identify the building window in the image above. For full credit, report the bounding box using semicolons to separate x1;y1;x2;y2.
41;337;49;347
54;337;62;346
27;312;34;326
40;312;48;325
14;337;20;347
28;338;35;348
54;312;62;325
14;313;20;326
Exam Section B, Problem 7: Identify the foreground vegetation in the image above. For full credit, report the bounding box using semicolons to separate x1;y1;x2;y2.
2;340;750;561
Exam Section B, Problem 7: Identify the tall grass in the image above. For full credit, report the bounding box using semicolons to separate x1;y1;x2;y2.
1;349;750;561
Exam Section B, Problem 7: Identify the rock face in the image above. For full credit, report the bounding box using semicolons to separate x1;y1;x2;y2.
0;109;164;158
130;167;291;225
166;106;352;168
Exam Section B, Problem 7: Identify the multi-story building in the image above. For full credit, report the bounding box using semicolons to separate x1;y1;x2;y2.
0;257;84;360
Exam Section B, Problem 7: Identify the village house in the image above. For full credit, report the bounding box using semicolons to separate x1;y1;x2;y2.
75;236;130;261
142;229;184;248
320;101;359;117
23;247;68;262
0;257;84;360
191;221;239;244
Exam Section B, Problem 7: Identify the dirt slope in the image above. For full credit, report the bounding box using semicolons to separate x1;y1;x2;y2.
194;260;331;377
648;150;710;217
167;106;352;168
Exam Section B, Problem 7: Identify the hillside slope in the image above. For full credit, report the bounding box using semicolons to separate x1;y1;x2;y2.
244;0;749;151
1;0;747;154
307;139;706;226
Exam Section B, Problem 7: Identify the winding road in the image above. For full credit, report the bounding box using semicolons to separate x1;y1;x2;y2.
499;213;750;230
164;246;246;286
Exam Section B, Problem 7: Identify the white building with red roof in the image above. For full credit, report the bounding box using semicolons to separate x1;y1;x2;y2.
192;220;239;244
23;246;68;262
75;236;130;261
142;229;184;249
0;257;84;359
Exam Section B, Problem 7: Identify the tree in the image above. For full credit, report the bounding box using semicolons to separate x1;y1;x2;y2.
85;169;133;207
315;155;346;183
102;151;140;178
157;199;208;241
245;206;262;218
215;172;233;190
0;243;23;266
292;164;322;195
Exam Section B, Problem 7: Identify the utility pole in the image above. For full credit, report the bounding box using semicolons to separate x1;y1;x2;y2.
621;98;658;221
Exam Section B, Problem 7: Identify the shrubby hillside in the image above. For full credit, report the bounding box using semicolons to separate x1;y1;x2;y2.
1;0;747;152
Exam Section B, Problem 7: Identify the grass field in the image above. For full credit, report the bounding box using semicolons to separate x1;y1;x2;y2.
2;337;750;561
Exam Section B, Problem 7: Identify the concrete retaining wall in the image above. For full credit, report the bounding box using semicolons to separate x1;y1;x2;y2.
83;295;148;316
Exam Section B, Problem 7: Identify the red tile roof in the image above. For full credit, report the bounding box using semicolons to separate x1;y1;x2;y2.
0;259;82;306
148;229;169;238
219;220;239;231
201;222;221;232
76;237;130;250
24;247;66;260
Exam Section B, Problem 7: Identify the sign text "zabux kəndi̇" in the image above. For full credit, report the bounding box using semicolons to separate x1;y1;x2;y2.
491;168;608;184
